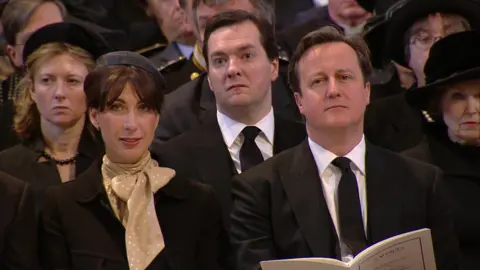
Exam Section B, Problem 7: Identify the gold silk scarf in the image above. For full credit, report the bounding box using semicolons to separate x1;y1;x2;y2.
102;152;175;270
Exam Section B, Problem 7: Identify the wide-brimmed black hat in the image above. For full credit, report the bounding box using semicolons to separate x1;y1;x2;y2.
364;0;480;69
23;22;110;62
96;51;166;87
406;31;480;110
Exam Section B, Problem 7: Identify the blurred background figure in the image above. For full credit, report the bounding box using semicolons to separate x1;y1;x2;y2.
277;0;372;56
364;0;480;152
403;31;480;269
138;0;196;69
0;0;67;150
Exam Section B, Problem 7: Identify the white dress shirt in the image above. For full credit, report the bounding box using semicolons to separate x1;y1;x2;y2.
217;109;275;174
308;136;367;262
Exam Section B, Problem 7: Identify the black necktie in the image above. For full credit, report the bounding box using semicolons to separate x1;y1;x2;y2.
332;156;367;256
239;126;264;172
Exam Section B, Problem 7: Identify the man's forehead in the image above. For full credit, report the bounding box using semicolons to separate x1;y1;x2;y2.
209;23;261;47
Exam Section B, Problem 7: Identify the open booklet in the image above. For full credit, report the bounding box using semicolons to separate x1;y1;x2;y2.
260;228;436;270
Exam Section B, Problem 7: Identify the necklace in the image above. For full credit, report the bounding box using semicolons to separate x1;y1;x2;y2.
41;151;78;166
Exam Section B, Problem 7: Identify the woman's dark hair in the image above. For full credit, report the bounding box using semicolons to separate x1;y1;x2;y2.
84;65;165;114
84;65;166;141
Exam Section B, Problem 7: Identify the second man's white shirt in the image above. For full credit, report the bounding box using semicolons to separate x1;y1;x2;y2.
217;109;275;174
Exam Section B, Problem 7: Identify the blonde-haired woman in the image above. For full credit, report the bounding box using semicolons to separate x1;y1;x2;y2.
0;0;67;150
0;22;109;206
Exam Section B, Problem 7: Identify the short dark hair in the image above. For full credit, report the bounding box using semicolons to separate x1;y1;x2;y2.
84;65;165;114
202;10;278;67
288;26;373;94
192;0;274;29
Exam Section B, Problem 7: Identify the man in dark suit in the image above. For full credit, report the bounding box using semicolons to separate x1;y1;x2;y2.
364;0;480;152
154;0;302;143
229;26;459;270
154;10;306;226
0;173;37;270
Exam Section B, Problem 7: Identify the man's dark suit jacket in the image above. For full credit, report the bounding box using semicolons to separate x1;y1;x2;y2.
154;67;302;143
154;113;306;225
40;159;223;270
0;172;37;270
230;140;459;270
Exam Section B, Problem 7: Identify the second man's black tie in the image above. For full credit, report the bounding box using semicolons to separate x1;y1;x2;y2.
332;156;367;256
239;126;264;172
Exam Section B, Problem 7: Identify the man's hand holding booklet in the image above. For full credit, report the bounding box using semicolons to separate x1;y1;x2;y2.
260;228;436;270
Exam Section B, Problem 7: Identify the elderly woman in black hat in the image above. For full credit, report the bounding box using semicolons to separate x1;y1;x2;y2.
364;0;480;152
403;31;480;269
40;51;223;270
0;22;109;204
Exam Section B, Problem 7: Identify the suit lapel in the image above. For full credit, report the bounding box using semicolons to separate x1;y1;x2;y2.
198;75;216;123
365;143;404;244
280;141;338;257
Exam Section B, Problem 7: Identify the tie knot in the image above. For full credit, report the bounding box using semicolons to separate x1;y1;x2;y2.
332;156;352;172
242;126;261;141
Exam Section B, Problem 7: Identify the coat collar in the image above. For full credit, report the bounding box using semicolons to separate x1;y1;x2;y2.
74;156;192;204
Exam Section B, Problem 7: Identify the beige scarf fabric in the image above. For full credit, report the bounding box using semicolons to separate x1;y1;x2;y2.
102;152;175;270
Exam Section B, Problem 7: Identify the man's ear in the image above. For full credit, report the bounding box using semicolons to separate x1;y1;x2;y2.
364;81;371;105
294;92;304;114
270;58;279;82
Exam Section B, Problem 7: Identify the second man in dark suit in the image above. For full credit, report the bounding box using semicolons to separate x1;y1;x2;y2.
229;26;459;270
154;10;306;227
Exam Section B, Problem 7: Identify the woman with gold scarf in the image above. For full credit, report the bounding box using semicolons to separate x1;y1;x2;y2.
40;51;223;270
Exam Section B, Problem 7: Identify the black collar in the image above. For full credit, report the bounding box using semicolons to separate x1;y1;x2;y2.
74;157;192;204
26;128;101;161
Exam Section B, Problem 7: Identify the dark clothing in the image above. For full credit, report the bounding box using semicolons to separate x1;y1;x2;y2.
154;113;305;269
159;56;205;94
369;64;406;101
230;140;459;270
40;159;223;270
403;126;480;269
61;0;165;51
0;133;100;207
0;72;22;151
365;92;427;152
277;6;338;56
0;173;38;270
274;0;315;31
154;113;306;226
149;42;188;70
155;64;302;143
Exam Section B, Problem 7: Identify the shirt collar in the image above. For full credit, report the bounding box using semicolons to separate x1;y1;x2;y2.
216;108;275;148
176;42;194;59
308;135;366;175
